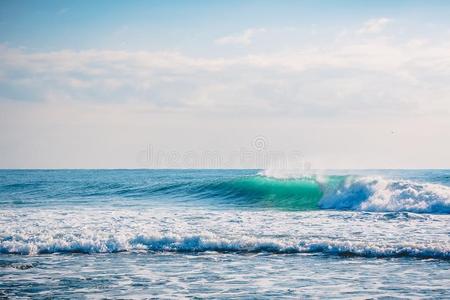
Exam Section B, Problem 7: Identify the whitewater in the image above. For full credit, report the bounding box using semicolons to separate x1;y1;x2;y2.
1;169;449;298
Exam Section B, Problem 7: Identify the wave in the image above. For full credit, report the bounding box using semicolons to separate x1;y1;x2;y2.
189;172;450;213
1;234;448;259
2;170;449;213
319;176;450;213
197;175;324;210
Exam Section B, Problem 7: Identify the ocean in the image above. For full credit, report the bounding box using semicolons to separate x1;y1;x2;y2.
0;169;449;298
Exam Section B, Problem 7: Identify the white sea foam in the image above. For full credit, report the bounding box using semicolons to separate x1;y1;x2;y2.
320;176;450;213
0;208;449;258
1;233;448;258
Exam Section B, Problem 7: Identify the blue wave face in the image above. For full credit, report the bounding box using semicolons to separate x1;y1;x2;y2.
0;169;449;213
192;175;326;210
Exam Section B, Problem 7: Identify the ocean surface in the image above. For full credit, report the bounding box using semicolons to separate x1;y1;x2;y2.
0;169;449;299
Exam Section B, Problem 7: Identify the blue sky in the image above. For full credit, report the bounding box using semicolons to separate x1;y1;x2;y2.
0;1;450;168
2;0;449;52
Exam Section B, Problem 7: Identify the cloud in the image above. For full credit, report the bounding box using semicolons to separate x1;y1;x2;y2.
1;32;450;118
215;28;266;46
1;22;450;168
357;18;392;34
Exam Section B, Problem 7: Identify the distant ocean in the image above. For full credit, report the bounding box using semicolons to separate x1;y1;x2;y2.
1;169;449;298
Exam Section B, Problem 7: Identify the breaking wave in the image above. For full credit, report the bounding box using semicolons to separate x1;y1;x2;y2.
1;169;449;213
319;176;450;213
1;234;448;259
193;172;450;213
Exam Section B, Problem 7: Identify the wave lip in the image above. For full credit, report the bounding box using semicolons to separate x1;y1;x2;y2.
1;234;449;259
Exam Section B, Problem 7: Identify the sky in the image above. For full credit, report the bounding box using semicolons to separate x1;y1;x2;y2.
0;0;449;169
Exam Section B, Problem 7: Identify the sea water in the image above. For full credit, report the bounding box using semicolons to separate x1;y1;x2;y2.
0;169;449;298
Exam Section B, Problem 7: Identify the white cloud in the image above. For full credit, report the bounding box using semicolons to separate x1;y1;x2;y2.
2;24;450;168
215;28;266;46
1;31;450;118
357;18;392;34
